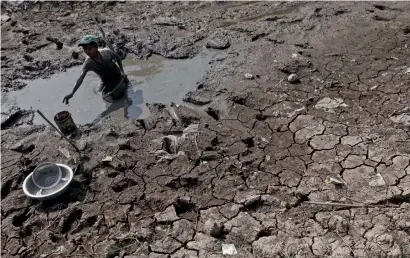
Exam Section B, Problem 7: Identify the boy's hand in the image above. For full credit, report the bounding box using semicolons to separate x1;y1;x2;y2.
63;93;73;105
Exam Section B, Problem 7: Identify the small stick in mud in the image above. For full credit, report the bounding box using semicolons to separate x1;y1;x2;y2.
34;205;63;239
80;244;95;258
305;201;399;208
36;110;80;152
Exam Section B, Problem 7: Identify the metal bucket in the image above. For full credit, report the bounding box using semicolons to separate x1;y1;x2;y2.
54;111;77;135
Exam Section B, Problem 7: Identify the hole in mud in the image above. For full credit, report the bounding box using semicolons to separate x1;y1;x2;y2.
106;170;121;178
210;223;229;239
255;113;267;121
205;107;220;120
240;149;253;158
71;215;98;234
165;179;181;189
256;228;272;239
293;192;310;207
49;232;61;243
211;137;220;146
1;179;13;200
19;225;33;238
377;195;409;205
2;50;214;125
22;165;36;177
241;137;255;148
231;95;247;106
12;210;31;227
373;4;386;10
174;197;196;214
111;178;138;192
162;137;178;154
180;176;199;188
241;197;265;211
61;208;83;234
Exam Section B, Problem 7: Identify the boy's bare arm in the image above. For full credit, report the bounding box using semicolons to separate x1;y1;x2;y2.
63;70;88;104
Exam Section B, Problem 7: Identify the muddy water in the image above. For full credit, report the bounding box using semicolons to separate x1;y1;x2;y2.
2;49;213;125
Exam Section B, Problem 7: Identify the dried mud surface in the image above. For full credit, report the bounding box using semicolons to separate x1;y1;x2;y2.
1;1;410;257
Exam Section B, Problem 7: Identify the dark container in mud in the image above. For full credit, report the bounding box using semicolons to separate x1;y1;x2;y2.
54;111;77;135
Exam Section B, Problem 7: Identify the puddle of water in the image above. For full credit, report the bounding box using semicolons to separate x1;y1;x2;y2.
2;49;213;125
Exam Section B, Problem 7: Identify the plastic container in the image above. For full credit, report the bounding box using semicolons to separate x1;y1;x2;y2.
32;162;62;190
54;111;77;135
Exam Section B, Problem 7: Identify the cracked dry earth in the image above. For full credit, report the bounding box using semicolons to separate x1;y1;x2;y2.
2;1;410;258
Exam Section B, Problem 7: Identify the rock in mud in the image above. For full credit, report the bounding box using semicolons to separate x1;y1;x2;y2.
315;97;347;113
201;151;221;161
10;142;35;154
12;24;29;34
206;39;230;50
287;73;299;83
1;14;11;23
244;73;254;79
390;107;410;126
183;91;212;105
206;31;230;50
154;206;179;223
173;105;202;126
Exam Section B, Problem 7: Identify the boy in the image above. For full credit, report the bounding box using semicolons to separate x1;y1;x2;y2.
62;35;128;104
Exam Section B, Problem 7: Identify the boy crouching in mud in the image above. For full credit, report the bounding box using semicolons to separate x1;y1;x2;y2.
62;34;129;104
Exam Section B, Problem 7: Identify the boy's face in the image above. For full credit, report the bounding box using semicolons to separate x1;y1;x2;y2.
82;44;98;58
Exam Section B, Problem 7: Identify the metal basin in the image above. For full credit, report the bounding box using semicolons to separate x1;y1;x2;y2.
23;163;73;201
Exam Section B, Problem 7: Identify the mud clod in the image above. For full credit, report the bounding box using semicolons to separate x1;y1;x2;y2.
46;37;63;50
206;39;230;50
1;107;34;129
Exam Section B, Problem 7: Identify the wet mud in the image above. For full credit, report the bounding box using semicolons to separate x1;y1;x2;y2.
1;1;410;258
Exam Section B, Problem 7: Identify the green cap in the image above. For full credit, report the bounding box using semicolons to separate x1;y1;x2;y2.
78;35;99;46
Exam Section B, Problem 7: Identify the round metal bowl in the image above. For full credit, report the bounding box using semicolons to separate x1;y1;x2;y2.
23;163;73;201
32;162;62;190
